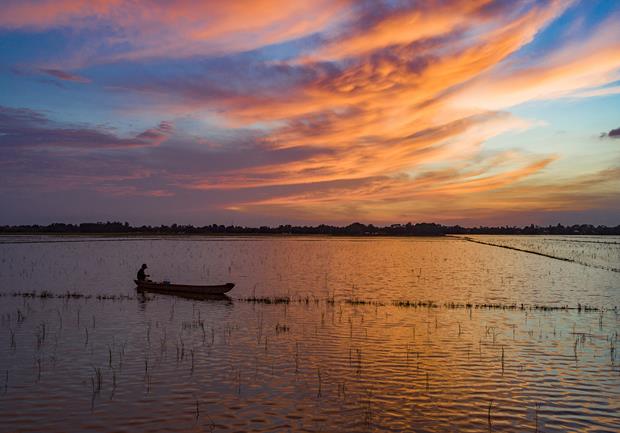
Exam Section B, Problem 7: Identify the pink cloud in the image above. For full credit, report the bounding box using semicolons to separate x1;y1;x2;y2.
39;68;90;83
0;1;351;65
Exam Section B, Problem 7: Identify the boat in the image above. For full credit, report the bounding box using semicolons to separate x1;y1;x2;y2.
134;280;235;296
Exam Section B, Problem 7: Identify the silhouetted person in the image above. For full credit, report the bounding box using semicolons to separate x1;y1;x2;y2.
137;263;150;282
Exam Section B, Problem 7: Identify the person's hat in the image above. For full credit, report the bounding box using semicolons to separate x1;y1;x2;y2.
142;263;147;268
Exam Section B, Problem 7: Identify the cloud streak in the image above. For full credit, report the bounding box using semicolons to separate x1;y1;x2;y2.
39;68;90;83
0;106;172;149
0;0;350;66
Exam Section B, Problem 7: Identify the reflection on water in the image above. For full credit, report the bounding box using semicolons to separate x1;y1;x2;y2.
1;235;618;305
0;236;619;432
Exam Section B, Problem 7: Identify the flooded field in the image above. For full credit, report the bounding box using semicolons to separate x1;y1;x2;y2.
465;235;620;272
0;235;619;432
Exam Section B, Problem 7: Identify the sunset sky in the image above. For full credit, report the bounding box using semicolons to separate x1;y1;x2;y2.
1;0;619;226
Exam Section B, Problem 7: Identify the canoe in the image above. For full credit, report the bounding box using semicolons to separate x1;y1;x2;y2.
134;280;235;295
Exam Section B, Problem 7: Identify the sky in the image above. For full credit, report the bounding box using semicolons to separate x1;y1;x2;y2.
1;0;619;226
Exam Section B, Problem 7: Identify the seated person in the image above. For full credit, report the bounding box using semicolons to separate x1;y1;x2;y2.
137;263;150;282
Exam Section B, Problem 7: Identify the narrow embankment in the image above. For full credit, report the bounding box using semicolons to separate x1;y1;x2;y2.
458;236;620;273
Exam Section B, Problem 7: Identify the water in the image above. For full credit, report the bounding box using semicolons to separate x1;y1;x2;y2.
0;235;619;432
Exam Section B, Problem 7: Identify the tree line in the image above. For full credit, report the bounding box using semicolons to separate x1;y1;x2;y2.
1;221;619;236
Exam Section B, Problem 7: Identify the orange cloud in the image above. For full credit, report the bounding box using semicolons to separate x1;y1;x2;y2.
0;1;119;29
181;0;568;131
451;13;620;109
225;159;619;224
139;0;617;222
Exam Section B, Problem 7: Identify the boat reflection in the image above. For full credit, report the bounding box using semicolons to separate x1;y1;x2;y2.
136;287;233;303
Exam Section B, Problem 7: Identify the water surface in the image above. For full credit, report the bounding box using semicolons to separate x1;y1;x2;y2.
0;235;618;432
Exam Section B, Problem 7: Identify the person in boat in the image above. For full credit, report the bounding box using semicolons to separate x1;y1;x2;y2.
137;263;150;282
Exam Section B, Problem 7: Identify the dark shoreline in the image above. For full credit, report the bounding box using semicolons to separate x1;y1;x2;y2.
1;221;619;236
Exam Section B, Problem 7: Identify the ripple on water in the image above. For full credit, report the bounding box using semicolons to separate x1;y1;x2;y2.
0;237;619;432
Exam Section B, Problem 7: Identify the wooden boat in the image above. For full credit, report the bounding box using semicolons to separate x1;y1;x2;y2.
134;280;234;296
